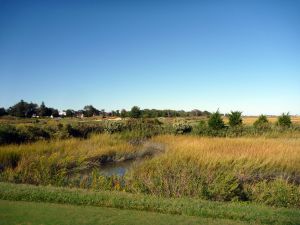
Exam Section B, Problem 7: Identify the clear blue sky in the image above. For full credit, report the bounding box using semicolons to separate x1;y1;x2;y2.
0;0;299;115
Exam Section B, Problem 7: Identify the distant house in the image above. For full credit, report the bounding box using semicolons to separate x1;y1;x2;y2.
75;110;84;118
76;113;84;118
108;117;122;121
59;111;66;117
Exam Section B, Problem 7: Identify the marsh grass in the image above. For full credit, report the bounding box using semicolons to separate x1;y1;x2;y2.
1;134;299;207
126;135;300;207
0;134;139;185
152;135;300;172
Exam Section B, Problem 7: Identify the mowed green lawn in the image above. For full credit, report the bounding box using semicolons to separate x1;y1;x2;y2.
0;200;246;225
1;182;300;225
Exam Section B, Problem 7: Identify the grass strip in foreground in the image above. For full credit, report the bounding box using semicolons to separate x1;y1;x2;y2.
0;182;299;225
0;200;247;225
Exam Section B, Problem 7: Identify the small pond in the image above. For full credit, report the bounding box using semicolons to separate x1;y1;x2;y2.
97;160;138;177
73;142;165;177
73;158;144;178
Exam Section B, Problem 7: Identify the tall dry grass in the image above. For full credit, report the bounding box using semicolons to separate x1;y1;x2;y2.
238;116;300;125
1;133;299;207
0;134;139;185
152;135;300;173
126;135;300;206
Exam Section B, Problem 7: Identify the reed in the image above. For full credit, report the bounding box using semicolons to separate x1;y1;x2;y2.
126;135;300;207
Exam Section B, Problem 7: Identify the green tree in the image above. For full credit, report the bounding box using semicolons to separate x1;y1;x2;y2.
8;100;38;118
0;108;6;116
208;111;225;130
254;115;270;129
8;100;26;117
26;103;38;117
83;105;99;117
130;106;141;118
277;113;292;128
120;109;127;118
228;111;243;127
65;109;75;117
38;102;52;117
51;109;59;117
190;109;202;117
100;109;106;117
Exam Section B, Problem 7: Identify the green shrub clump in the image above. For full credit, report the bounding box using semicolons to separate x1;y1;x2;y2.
17;125;50;141
173;121;192;134
228;111;243;127
126;157;248;201
208;111;225;130
253;115;270;130
0;125;25;145
104;121;125;134
277;113;292;128
249;179;300;208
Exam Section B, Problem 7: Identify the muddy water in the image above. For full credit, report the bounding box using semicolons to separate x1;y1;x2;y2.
76;158;143;177
76;141;165;177
97;160;139;176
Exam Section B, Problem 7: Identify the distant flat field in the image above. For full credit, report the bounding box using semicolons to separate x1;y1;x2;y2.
213;116;300;125
0;200;245;225
1;115;300;125
240;116;300;125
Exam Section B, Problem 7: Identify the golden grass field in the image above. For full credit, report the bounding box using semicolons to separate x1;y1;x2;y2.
1;133;300;207
1;133;300;174
126;135;300;204
238;116;300;125
152;135;300;173
0;134;137;169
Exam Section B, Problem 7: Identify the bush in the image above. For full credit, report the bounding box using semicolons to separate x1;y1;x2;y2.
65;123;104;138
208;111;225;130
173;121;192;134
193;121;209;135
277;113;292;128
0;108;7;117
0;151;21;168
206;171;245;201
193;120;229;137
130;106;142;118
0;125;25;145
18;125;50;142
126;156;248;201
249;179;300;208
253;115;270;130
228;111;243;127
104;121;125;134
126;156;204;198
122;119;163;139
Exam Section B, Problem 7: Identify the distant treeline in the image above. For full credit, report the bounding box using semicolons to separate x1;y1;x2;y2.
0;100;211;118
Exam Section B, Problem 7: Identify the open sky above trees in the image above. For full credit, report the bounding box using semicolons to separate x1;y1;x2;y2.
0;0;299;115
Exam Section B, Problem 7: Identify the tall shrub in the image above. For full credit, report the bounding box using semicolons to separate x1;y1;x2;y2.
254;115;270;130
208;111;225;130
277;113;292;128
130;106;142;119
228;111;243;127
173;121;192;134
